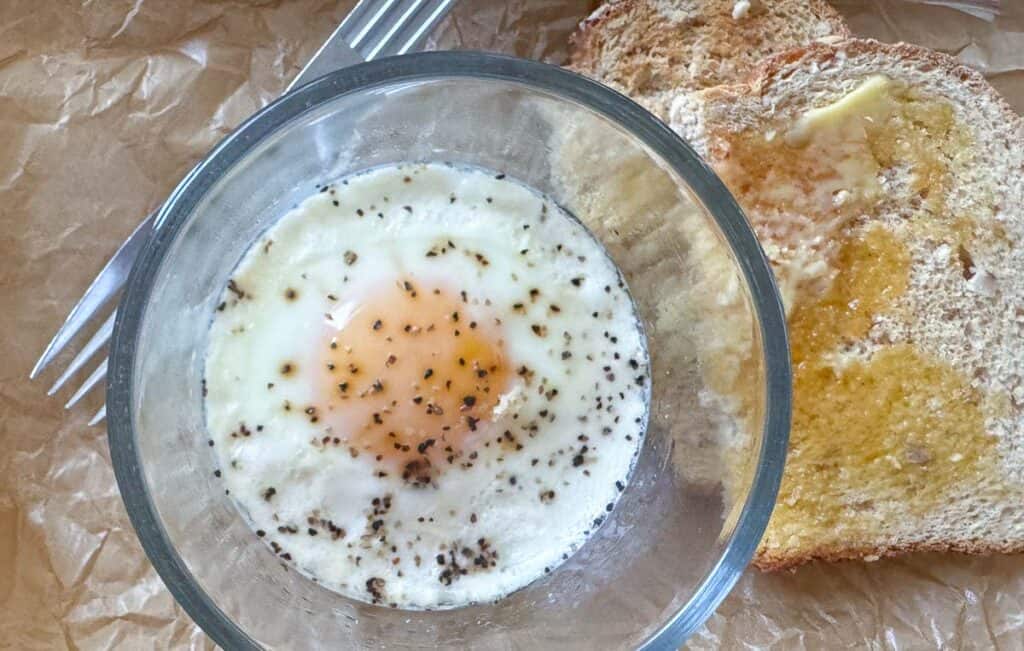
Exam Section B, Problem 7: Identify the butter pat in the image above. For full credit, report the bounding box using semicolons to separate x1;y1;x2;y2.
785;75;895;147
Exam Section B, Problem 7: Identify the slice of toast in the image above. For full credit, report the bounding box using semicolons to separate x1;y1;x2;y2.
568;0;850;118
669;39;1024;570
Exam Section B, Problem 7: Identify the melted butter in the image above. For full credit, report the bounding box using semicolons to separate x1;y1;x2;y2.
764;228;996;549
719;76;967;232
710;77;1001;550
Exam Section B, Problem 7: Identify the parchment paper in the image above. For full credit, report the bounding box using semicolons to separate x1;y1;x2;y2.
3;1;1022;648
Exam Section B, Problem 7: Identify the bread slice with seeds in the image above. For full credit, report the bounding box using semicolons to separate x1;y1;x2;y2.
669;38;1024;570
567;0;850;118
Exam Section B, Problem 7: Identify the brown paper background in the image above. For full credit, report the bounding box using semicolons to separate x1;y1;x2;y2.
3;1;1022;648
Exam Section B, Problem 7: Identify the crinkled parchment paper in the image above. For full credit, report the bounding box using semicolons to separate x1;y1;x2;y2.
3;0;1022;648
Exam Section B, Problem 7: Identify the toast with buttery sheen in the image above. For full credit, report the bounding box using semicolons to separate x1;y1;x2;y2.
670;39;1024;570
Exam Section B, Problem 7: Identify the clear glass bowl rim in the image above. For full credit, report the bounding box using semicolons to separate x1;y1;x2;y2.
106;50;791;650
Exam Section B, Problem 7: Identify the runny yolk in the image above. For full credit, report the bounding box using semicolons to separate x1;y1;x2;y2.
316;280;510;483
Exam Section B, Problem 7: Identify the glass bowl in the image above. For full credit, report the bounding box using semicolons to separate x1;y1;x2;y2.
107;51;790;649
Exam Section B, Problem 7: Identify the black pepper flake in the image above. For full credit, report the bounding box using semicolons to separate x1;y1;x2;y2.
227;279;245;299
495;173;506;180
366;577;386;604
356;208;365;217
571;277;584;287
462;395;476;407
424;368;434;379
213;469;221;478
372;319;383;330
403;205;413;213
466;416;479;431
256;529;266;537
572;454;584;467
426;403;444;416
262;487;277;501
344;250;358;265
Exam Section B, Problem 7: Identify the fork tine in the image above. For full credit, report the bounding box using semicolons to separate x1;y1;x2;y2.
88;405;106;426
362;0;429;61
47;312;115;396
374;0;455;58
31;212;155;379
65;359;107;409
346;0;401;49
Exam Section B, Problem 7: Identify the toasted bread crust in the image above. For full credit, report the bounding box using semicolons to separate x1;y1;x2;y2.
738;39;1020;120
569;0;850;105
756;539;1024;572
689;39;1024;571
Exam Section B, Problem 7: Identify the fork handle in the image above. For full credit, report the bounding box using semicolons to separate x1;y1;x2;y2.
138;32;363;236
286;24;364;93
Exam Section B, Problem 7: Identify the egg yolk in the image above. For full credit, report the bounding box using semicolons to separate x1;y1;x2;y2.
316;280;511;482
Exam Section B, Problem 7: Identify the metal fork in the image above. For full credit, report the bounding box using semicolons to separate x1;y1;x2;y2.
30;0;455;425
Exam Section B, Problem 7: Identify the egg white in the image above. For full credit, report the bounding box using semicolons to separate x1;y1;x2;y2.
205;163;649;609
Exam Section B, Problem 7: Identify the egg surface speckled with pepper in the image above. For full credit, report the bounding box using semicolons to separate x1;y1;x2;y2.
204;163;649;609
